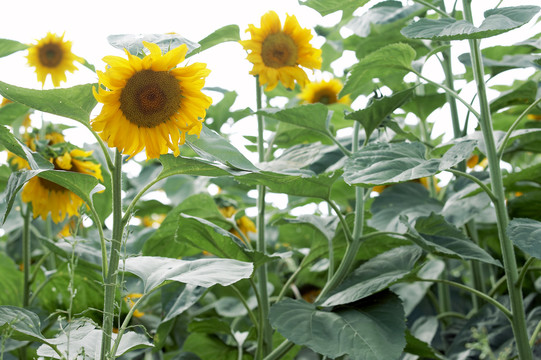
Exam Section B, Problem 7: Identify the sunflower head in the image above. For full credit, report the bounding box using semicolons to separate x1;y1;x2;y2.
21;146;103;223
298;79;351;105
92;41;212;160
26;32;83;87
240;11;322;91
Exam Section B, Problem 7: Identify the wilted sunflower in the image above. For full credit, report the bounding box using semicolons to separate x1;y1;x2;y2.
26;32;83;87
92;41;212;160
22;148;103;223
298;79;351;105
240;11;322;91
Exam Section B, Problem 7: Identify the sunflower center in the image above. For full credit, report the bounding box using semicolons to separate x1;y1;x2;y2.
261;33;298;68
38;44;63;68
38;177;67;193
314;90;337;105
120;70;182;128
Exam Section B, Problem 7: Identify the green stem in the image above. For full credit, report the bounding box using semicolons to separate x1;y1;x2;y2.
88;204;108;277
517;257;535;290
413;0;453;18
22;205;31;308
121;177;162;226
496;96;541;158
465;220;488;309
231;285;259;330
446;168;497;203
255;76;272;358
100;150;124;360
418;278;512;320
329;133;352;157
412;69;481;120
327;200;353;244
462;1;532;358
263;339;295;360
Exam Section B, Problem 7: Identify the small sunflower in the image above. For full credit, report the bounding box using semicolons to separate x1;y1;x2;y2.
298;79;351;105
26;32;83;87
240;11;322;91
21;148;103;223
92;41;212;160
124;293;145;318
219;206;256;239
6;128;65;170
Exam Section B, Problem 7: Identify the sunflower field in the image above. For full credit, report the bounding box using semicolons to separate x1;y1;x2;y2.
1;0;541;359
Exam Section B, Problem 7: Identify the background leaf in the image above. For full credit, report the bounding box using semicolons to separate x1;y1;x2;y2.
0;39;28;58
507;218;541;259
187;24;240;58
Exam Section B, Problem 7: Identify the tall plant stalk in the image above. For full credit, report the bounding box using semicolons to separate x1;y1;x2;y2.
461;1;532;358
100;150;124;360
255;76;272;358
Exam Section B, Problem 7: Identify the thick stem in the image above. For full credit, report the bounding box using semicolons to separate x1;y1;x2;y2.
100;150;124;360
462;1;532;358
22;205;31;308
255;76;272;358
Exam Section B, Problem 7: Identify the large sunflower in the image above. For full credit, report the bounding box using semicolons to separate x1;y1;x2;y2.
21;149;103;223
26;32;83;87
298;79;351;105
240;11;322;91
91;41;212;160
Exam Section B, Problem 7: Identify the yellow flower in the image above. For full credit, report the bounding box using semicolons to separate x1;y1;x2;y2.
6;130;65;170
124;293;145;318
92;42;212;160
26;32;83;87
371;177;440;193
219;206;256;239
240;11;322;91
298;79;351;105
139;213;166;228
21;148;103;223
527;114;541;121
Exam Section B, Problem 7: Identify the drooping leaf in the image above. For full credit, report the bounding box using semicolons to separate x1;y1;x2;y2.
0;81;97;125
401;6;540;40
299;0;371;18
235;170;342;200
0;125;52;170
340;43;415;99
507;218;541;259
187;24;241;58
0;38;28;58
0;306;47;343
343;140;476;186
402;213;501;266
162;284;206;322
123;256;253;293
269;292;406;360
1;170;43;223
320;246;422;306
186;125;258;171
369;183;442;232
258;104;331;137
345;87;415;140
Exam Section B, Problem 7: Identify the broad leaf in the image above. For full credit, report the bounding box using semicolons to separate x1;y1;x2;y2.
402;213;501;266
401;6;540;40
0;125;52;170
0;81;97;124
123;256;253;293
107;33;199;55
38;169;104;206
0;253;23;306
341;43;415;99
299;0;371;18
344;140;476;186
369;183;442;232
162;284;206;322
158;154;236;179
0;38;28;58
205;88;251;131
186;125;258;171
0;102;30;126
0;306;47;343
507;218;541;259
187;25;240;58
258;104;331;137
320;246;422;306
345;87;415;140
1;170;44;223
183;332;248;360
275;215;338;242
270;292;406;360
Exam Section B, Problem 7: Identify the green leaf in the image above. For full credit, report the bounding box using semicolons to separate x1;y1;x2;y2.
0;39;28;58
186;125;258;171
401;84;447;121
0;81;97;124
402;213;502;266
163;284;206;322
107;33;199;56
38;170;104;207
345;87;415;140
270;292;406;359
205;89;250;132
158;154;236;179
369;183;442;232
344;140;477;186
183;332;249;360
235;171;342;200
0;253;23;306
320;246;422;306
299;0;370;18
1;170;42;223
401;6;540;40
0;102;30;126
403;317;445;360
489;80;538;113
275;215;338;242
0;124;52;170
0;306;47;343
258;104;331;137
123;256;253;293
508;191;541;222
507;218;541;259
188;318;232;335
340;43;415;99
187;25;241;58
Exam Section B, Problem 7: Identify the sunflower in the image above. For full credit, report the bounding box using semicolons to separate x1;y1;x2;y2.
240;11;322;91
6;128;65;170
26;32;83;87
92;41;212;160
21;148;103;223
298;79;351;105
219;206;256;239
